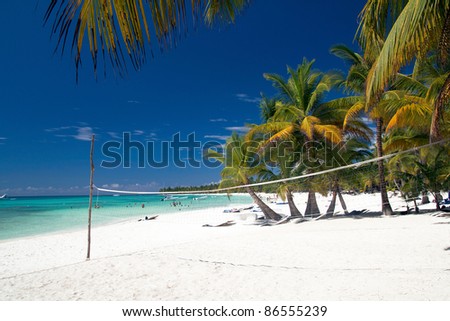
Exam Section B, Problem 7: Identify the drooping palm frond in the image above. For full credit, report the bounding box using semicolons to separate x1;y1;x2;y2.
271;103;304;122
307;71;344;114
426;72;450;102
263;72;298;103
412;56;444;82
383;129;429;153
356;0;409;63
259;95;277;122
45;0;248;78
385;100;433;132
342;119;374;142
359;0;449;106
330;45;365;66
203;0;248;25
313;124;342;144
343;101;365;130
392;73;429;97
300;116;320;140
261;124;297;146
246;121;293;141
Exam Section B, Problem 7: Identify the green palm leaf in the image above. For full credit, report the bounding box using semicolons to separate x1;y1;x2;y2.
45;0;248;77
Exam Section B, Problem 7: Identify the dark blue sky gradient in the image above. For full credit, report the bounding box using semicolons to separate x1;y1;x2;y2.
0;0;366;195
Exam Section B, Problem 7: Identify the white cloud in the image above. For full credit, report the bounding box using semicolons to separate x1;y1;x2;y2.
2;185;90;196
107;132;120;139
45;126;74;132
0;137;6;145
225;126;250;133
209;118;228;122
73;127;94;141
102;183;121;189
146;132;158;140
46;125;94;141
236;93;261;104
134;130;145;136
204;135;229;141
128;100;141;104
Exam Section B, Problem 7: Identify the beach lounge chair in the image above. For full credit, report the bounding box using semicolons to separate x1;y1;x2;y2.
202;220;236;227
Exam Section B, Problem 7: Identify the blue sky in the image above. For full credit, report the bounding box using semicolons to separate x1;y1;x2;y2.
0;0;366;196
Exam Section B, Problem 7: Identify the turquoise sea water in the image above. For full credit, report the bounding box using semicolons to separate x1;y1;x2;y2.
0;194;252;241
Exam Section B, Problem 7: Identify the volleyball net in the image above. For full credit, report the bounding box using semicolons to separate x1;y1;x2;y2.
91;138;449;221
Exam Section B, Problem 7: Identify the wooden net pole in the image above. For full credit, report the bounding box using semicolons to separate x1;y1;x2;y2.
87;135;95;260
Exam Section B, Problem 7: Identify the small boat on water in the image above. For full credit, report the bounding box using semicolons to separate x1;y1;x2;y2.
0;194;6;199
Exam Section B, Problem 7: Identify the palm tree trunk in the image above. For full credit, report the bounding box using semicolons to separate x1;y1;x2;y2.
337;186;349;215
430;73;450;142
304;139;320;217
394;179;410;213
246;187;282;221
376;118;394;216
304;190;320;217
326;184;337;216
421;191;430;204
286;189;302;218
433;192;443;210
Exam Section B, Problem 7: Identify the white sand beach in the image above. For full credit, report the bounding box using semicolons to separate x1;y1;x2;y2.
0;193;449;300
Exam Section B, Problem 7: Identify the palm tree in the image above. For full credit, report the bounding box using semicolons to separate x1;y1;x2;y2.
386;146;423;212
45;0;248;78
386;144;450;210
357;0;450;141
261;140;303;218
248;58;343;217
324;138;372;216
383;128;431;204
206;132;282;221
251;96;303;218
329;44;442;215
383;55;450;205
416;146;450;209
327;45;394;215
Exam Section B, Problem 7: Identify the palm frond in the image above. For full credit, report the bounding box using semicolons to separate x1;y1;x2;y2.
330;44;364;66
343;101;365;130
313;124;343;144
362;0;448;105
385;102;432;132
392;73;428;97
300;116;319;140
45;0;248;78
263;72;296;103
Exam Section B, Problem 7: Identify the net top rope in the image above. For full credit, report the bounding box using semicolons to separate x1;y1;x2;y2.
95;138;450;195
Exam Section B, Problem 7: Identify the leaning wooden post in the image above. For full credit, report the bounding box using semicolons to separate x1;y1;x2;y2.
87;135;95;260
